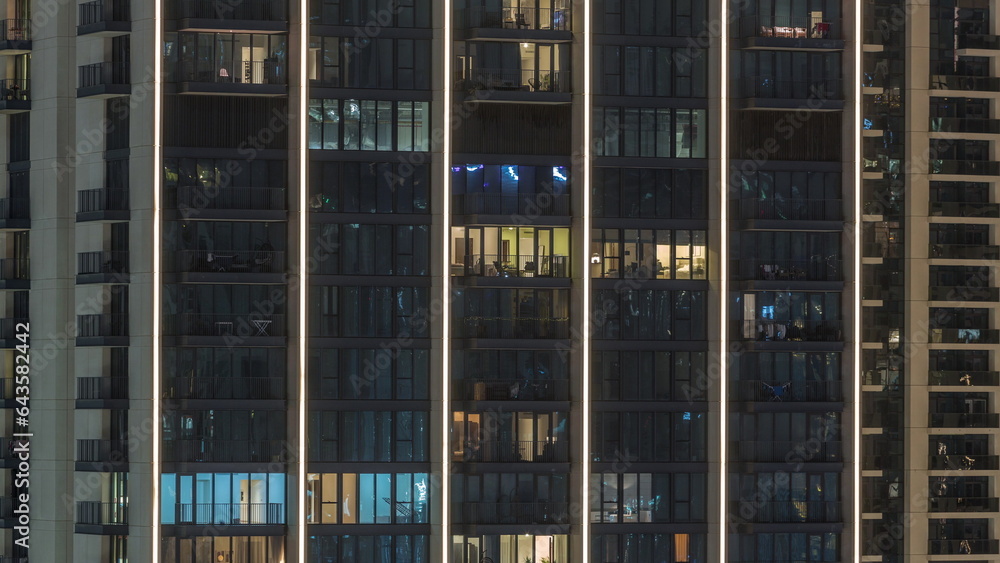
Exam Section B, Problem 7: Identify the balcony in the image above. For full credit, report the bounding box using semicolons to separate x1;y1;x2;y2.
169;186;286;219
457;5;571;32
175;60;287;96
453;254;569;278
77;188;129;222
929;201;1000;218
931;74;1000;93
0;318;29;348
78;61;130;98
77;251;129;284
457;316;569;339
452;192;569;217
731;259;843;283
958;34;1000;50
929;328;1000;345
930;117;1000;134
730;440;843;463
78;0;131;36
0;198;29;230
0;20;30;54
930;497;1000;512
736;77;843;109
929;286;999;302
739;319;843;343
164;313;285;340
460;68;571;102
0;79;28;114
171;249;285;275
734;198;843;222
76;376;129;408
455;378;569;401
929;370;1000;386
929;412;1000;428
174;502;285;525
76;439;130;471
163;440;287;463
76;501;128;534
929;539;999;555
455;439;568;462
738;15;845;49
730;380;843;402
862;497;902;513
929;454;1000;470
76;313;129;346
930;159;1000;176
0;259;28;290
731;500;842;523
456;502;569;525
930;244;1000;260
163;376;286;400
175;0;287;31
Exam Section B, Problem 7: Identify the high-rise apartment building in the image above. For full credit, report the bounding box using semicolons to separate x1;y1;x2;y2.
0;0;993;561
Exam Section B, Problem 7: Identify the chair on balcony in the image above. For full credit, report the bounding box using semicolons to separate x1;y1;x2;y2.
515;12;528;28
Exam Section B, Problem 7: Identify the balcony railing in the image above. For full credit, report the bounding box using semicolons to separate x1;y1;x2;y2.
731;500;842;523
163;376;286;400
929;328;1000;344
455;254;569;278
172;249;285;273
461;68;571;93
730;380;843;402
165;313;285;337
958;34;1000;49
931;75;1000;92
929;244;1000;260
164;440;287;463
76;439;130;463
456;439;568;462
457;502;569;525
0;79;28;101
0;319;29;341
731;259;842;282
739;319;843;342
738;77;842;99
77;501;128;525
177;60;286;85
930;497;1000;512
458;316;570;339
862;497;903;513
79;0;131;27
175;502;285;525
929;286;999;302
735;198;842;221
176;0;286;20
929;454;999;470
929;412;1000;428
457;378;569;401
452;193;569;216
929;201;1000;218
0;19;29;42
78;314;129;338
930;117;1000;134
0;259;28;282
929;370;1000;386
77;377;129;401
931;159;1000;176
78;251;129;276
459;6;571;31
730;440;843;463
172;186;286;212
78;188;129;214
0;198;29;221
738;15;841;39
929;539;999;555
79;61;130;89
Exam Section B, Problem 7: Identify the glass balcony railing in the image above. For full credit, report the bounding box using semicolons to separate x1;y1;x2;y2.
79;0;130;27
734;198;843;221
460;68;571;93
930;117;1000;134
456;378;569;401
164;440;287;463
928;286;999;302
731;259;843;282
457;316;569;339
958;34;1000;49
0;79;28;101
456;502;570;525
0;259;28;283
175;0;286;20
163;376;286;400
172;249;285;273
929;539;999;555
176;60;286;85
730;380;843;402
77;314;129;338
739;319;843;342
930;244;1000;259
929;497;999;512
738;15;842;39
738;77;842;99
930;160;1000;176
929;412;1000;428
0;19;29;42
929;454;999;470
730;440;843;463
455;439;568;462
164;313;285;337
457;6;571;31
731;500;842;523
928;370;1000;386
77;501;128;526
931;75;1000;92
453;254;569;278
929;201;1000;218
928;328;1000;344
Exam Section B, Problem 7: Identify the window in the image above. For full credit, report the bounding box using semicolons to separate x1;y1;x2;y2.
160;473;286;525
595;0;707;36
306;473;429;524
590;472;706;523
311;224;430;275
309;36;431;89
309;99;430;151
595;45;707;97
310;286;430;337
308;535;429;563
592;411;707;462
595;107;707;157
591;229;707;279
309;348;430;399
309;410;429;462
594;289;707;340
310;160;429;214
310;0;432;27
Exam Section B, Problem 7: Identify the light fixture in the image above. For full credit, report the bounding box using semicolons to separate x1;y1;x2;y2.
591;253;600;264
